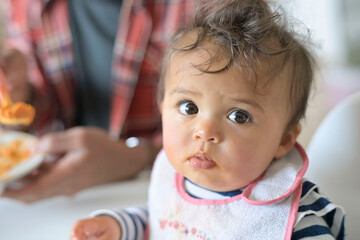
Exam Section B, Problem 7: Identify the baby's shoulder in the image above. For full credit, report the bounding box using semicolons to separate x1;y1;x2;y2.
298;179;341;209
293;179;345;239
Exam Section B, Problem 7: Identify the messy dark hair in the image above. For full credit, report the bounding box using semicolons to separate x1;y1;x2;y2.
157;0;315;127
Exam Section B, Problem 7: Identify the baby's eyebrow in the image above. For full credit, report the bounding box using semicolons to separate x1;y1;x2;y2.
169;87;200;96
230;97;264;113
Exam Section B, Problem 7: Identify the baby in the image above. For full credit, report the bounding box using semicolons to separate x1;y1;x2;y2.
70;0;345;239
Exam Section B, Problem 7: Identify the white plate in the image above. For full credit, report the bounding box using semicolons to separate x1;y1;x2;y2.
0;131;44;193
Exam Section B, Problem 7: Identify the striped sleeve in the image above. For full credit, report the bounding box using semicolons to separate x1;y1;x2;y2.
292;180;345;240
90;205;148;240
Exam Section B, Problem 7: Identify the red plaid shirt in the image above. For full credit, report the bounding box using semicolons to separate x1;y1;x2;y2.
2;0;193;141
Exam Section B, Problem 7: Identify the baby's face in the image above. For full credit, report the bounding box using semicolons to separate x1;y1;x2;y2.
161;45;297;192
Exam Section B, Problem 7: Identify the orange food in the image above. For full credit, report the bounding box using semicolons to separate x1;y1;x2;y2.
0;102;35;126
0;138;30;177
0;75;35;126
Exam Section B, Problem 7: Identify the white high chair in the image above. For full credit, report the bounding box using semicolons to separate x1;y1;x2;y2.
305;91;360;239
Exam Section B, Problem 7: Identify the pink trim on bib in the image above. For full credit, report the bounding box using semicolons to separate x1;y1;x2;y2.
242;143;308;205
175;173;245;205
284;182;303;240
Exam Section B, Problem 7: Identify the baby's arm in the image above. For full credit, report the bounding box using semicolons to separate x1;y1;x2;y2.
71;206;148;240
292;215;336;240
70;216;121;240
292;181;345;239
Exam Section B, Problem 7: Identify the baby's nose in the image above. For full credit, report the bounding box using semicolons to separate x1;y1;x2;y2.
192;119;221;143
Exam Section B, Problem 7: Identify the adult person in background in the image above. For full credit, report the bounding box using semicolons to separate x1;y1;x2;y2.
0;0;193;203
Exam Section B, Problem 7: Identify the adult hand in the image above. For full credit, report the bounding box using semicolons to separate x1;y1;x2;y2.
0;48;32;103
1;127;153;203
70;216;121;240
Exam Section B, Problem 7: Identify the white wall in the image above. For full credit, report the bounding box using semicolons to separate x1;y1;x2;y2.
277;0;347;66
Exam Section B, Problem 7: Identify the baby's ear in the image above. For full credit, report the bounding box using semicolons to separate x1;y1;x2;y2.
274;124;301;158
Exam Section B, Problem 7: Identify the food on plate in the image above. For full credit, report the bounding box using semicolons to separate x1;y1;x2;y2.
0;138;30;178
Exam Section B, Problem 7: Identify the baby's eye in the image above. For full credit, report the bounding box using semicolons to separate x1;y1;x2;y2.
178;101;198;115
228;109;252;124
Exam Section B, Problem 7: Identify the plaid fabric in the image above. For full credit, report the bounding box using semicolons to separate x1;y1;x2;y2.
2;0;194;141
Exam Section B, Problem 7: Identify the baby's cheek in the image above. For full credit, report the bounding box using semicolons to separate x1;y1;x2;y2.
162;121;180;151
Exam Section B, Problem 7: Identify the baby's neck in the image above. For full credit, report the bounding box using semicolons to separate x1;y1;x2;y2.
184;178;243;200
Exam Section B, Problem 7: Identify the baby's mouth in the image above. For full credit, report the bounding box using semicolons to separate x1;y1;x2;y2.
188;152;216;169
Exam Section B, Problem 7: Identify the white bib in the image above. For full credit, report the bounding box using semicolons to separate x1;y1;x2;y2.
148;144;308;240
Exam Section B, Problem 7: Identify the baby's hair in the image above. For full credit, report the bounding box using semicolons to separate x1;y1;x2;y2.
158;0;315;126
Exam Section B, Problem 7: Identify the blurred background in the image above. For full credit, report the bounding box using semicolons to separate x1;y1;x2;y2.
281;1;360;238
278;0;360;147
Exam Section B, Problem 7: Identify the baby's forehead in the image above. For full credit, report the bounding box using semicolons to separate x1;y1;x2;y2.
166;29;295;97
170;42;288;86
171;51;289;95
169;47;229;76
171;31;286;73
